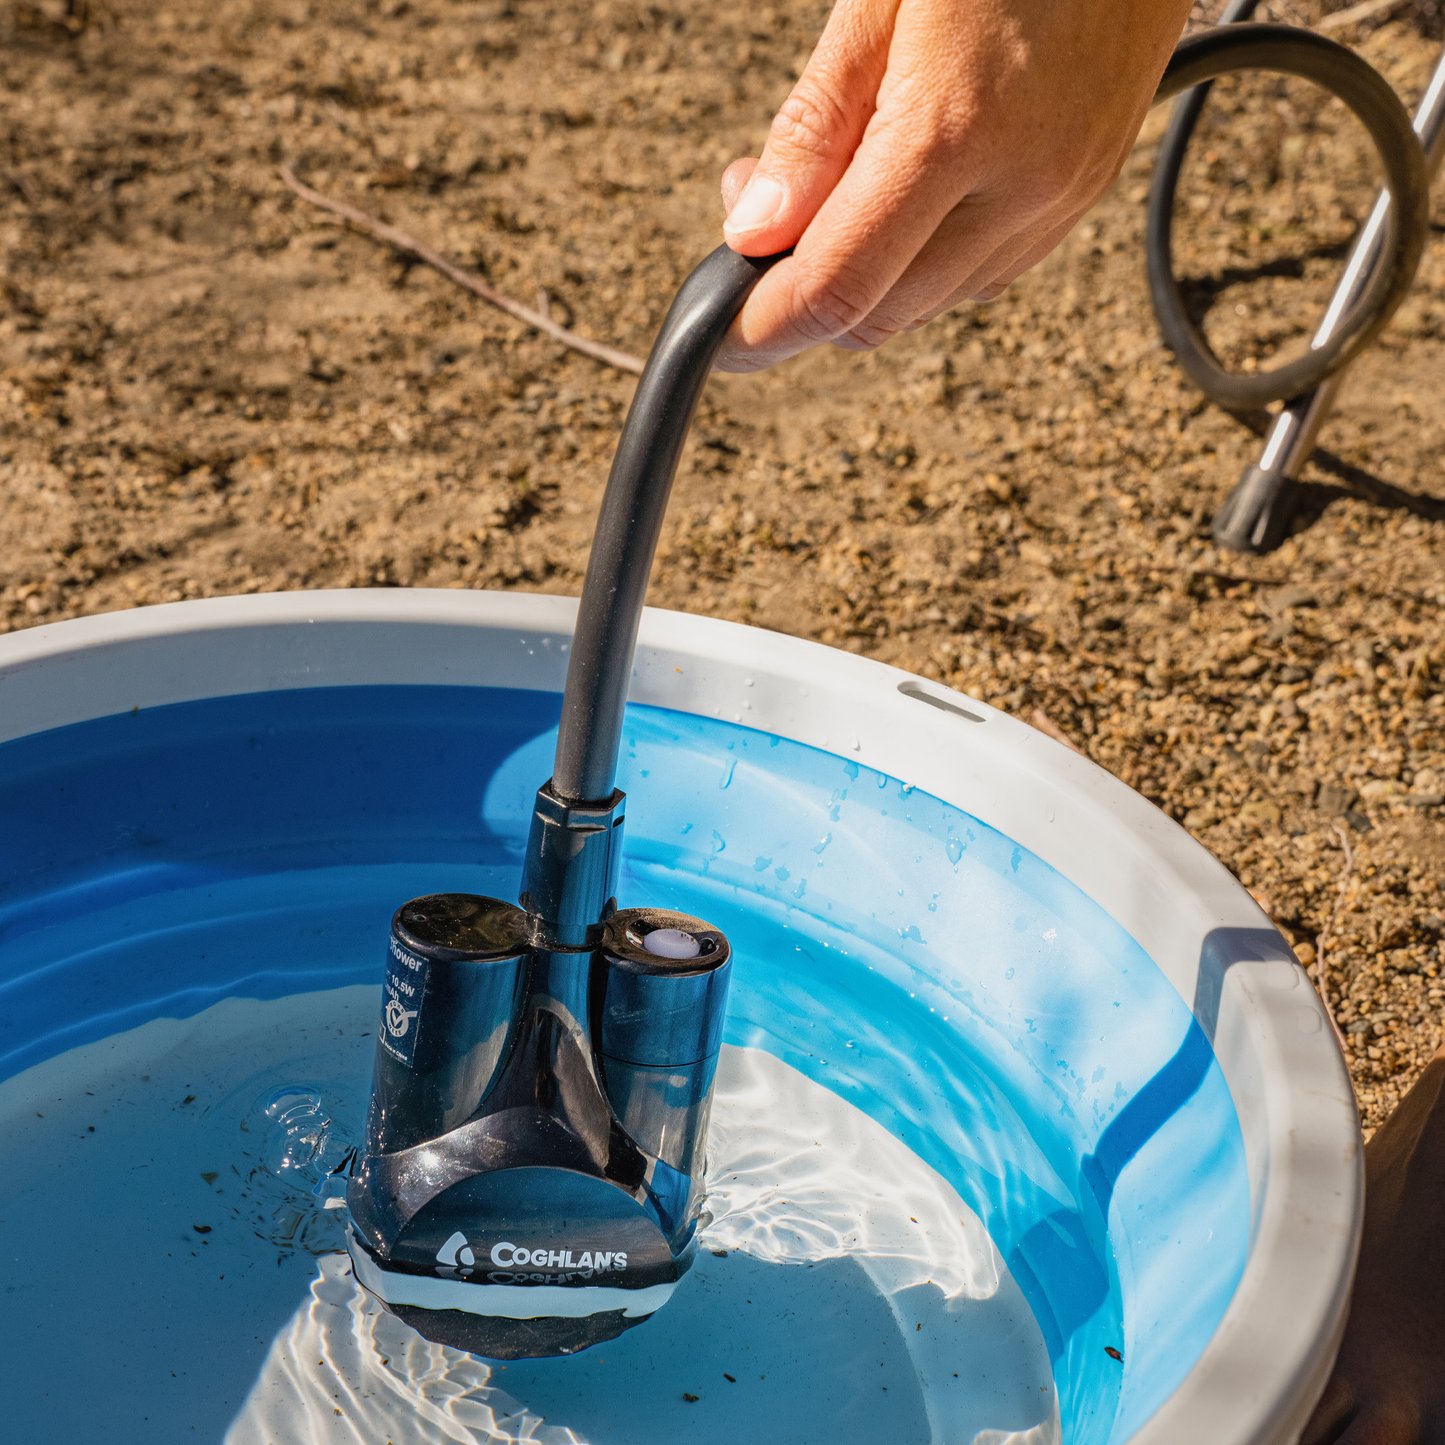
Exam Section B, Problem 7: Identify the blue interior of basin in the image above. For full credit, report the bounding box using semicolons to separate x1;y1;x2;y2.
0;684;1249;1443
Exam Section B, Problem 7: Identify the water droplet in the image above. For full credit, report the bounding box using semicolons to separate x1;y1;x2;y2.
774;866;790;882
720;759;736;789
899;925;925;944
681;822;693;835
753;856;773;873
711;830;727;856
812;833;832;855
844;761;859;779
900;782;914;795
945;837;964;866
1005;967;1015;980
745;677;754;687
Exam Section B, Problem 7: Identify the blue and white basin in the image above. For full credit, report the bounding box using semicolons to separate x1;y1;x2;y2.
0;589;1358;1445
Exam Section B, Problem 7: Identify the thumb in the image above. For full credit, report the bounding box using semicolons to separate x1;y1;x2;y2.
723;0;899;256
721;157;758;215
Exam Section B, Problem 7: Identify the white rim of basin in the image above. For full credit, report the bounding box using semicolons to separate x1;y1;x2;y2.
0;588;1360;1445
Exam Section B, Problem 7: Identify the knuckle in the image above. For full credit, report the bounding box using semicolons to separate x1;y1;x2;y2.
866;78;978;179
795;265;876;340
907;102;973;164
849;322;897;350
769;83;851;164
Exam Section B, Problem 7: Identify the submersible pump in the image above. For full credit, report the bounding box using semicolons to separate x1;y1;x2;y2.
344;242;783;1360
342;22;1377;1361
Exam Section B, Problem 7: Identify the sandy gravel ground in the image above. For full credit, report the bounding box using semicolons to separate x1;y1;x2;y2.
2;0;1443;1131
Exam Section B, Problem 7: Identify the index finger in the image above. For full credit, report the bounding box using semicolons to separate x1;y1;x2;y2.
717;22;1007;369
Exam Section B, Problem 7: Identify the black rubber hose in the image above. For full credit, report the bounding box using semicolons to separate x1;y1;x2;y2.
1150;23;1428;409
550;244;788;804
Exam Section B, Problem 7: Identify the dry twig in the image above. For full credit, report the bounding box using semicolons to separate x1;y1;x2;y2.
277;166;645;375
1317;0;1411;34
1029;706;1086;755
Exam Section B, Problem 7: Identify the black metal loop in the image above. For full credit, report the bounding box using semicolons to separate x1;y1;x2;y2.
1149;23;1429;409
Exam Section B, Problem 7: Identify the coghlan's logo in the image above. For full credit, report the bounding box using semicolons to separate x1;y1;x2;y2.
489;1241;628;1271
433;1231;630;1284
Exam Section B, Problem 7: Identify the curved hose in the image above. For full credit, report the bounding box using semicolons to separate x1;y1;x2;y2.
551;245;787;804
1150;22;1428;409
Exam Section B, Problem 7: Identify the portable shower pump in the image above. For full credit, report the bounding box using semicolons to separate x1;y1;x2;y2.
343;25;1378;1360
344;240;778;1360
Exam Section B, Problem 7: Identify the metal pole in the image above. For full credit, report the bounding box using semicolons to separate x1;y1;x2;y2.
1216;43;1445;551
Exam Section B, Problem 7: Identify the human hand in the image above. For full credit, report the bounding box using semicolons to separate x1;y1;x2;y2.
715;0;1193;371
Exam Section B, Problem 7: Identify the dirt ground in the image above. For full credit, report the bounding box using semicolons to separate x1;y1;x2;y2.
2;0;1443;1133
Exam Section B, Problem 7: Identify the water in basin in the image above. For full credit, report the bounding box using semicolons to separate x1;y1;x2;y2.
0;686;1250;1444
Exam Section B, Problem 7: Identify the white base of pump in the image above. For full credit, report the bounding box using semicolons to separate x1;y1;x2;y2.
348;1229;677;1320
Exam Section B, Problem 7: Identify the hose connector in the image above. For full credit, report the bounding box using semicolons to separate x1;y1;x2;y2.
519;782;626;947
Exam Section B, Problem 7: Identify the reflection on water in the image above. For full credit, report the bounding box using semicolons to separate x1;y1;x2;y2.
702;1049;1002;1301
225;1255;584;1445
226;1047;1056;1445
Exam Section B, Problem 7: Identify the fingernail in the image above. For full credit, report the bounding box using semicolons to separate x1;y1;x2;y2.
724;175;786;237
